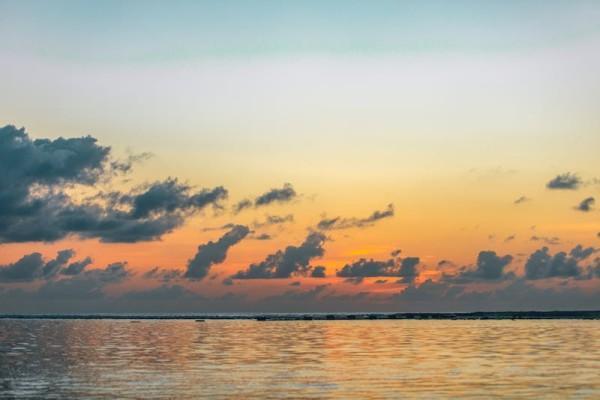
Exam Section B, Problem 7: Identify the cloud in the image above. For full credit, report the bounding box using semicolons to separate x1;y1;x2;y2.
310;266;327;278
232;184;297;214
530;235;561;246
61;257;93;276
253;214;294;228
0;126;227;243
317;204;394;230
575;197;595;212
0;249;93;282
232;199;252;214
546;173;581;190
442;251;514;283
524;245;596;280
252;233;273;240
254;183;297;207
222;277;234;286
232;232;326;279
504;235;516;242
120;284;200;302
392;278;600;313
513;196;530;204
184;225;250;280
33;262;130;300
336;256;420;283
143;267;182;283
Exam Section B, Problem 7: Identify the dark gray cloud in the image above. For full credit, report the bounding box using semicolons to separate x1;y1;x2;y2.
0;125;227;243
184;225;250;280
524;245;596;280
317;204;394;230
232;232;326;279
443;251;514;283
514;196;529;204
575;197;595;212
336;256;420;283
546;173;581;190
61;257;93;276
310;265;327;278
0;249;92;282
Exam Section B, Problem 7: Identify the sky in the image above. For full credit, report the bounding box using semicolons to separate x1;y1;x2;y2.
0;0;599;313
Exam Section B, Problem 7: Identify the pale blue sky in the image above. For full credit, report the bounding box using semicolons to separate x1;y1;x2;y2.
2;1;600;63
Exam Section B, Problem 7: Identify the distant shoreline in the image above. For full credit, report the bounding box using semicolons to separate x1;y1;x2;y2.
1;310;599;321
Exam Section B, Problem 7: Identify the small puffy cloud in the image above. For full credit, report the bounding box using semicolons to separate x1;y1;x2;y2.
442;251;514;284
252;233;273;240
232;232;326;279
310;265;327;278
143;267;182;283
61;257;93;276
253;214;294;228
232;184;298;214
317;204;394;230
184;225;250;280
575;197;595;212
222;277;234;286
232;199;253;214
513;196;530;204
546;173;581;190
336;256;420;283
530;235;561;246
254;183;297;207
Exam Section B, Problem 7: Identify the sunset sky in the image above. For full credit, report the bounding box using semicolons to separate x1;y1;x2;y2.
1;0;599;313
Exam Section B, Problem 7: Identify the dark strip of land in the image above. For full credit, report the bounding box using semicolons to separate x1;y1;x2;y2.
0;310;599;321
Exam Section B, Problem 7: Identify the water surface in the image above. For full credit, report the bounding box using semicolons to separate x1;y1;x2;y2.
1;319;598;398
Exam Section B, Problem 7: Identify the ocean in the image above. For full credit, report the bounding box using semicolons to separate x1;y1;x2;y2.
1;318;599;398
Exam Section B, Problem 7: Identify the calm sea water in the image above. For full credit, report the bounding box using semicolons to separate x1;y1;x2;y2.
1;319;599;399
